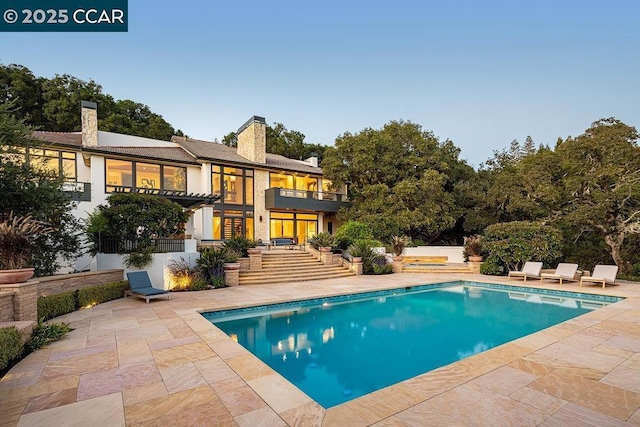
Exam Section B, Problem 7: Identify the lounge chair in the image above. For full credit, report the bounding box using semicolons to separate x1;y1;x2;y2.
540;263;579;285
580;265;619;289
508;262;543;282
125;271;171;303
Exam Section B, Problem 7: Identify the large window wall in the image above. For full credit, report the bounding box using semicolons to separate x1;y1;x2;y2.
105;159;186;193
270;172;319;192
211;165;254;240
270;212;318;245
23;148;77;181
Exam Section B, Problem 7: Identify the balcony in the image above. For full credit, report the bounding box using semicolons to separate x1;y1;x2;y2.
63;182;91;202
265;188;351;213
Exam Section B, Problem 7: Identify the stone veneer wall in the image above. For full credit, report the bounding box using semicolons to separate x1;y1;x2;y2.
253;169;270;242
36;269;124;297
0;291;14;322
237;120;266;164
81;102;98;146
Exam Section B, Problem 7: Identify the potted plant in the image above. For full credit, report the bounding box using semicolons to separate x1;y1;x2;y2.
0;213;53;284
347;241;365;263
223;236;257;258
311;232;334;252
391;235;410;262
463;235;483;262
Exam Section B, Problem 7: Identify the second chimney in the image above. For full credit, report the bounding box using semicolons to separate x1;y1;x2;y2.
81;101;98;147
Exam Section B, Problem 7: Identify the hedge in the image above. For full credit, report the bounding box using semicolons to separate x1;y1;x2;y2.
78;281;129;308
0;327;23;371
37;291;76;321
37;280;130;321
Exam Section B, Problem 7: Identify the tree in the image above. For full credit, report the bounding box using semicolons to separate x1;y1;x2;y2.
0;100;81;275
0;63;46;126
322;120;472;243
556;118;640;273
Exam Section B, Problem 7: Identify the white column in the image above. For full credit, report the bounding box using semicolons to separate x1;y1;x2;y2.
202;207;213;240
317;213;325;233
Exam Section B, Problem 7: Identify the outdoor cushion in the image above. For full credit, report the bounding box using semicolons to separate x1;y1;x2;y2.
132;287;168;296
508;262;543;281
540;263;579;284
580;265;619;289
127;271;156;289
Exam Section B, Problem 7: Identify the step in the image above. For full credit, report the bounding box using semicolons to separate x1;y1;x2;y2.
262;259;321;265
402;268;472;274
240;268;350;280
240;272;355;285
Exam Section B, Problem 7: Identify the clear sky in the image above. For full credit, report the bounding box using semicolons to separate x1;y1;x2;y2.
2;0;639;165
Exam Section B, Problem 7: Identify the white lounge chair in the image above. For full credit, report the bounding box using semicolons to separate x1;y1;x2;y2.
540;263;579;285
508;262;543;282
580;265;619;289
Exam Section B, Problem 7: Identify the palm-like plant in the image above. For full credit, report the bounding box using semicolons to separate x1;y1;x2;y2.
391;235;410;257
0;213;53;270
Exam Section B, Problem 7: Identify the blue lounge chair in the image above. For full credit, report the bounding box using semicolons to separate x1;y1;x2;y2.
125;271;170;303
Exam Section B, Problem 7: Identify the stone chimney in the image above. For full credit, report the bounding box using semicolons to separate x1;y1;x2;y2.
237;116;266;164
304;152;319;167
81;101;98;147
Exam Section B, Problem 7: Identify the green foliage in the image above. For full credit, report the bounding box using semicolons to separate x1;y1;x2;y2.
86;193;189;267
38;281;129;320
482;221;563;273
77;281;128;307
167;258;209;291
347;239;385;274
197;247;238;288
373;263;393;275
334;221;373;250
308;232;334;249
37;291;77;321
479;257;504;276
0;100;82;276
124;246;154;269
1;63;181;140
222;236;256;258
0;327;23;371
323;120;473;243
24;320;72;353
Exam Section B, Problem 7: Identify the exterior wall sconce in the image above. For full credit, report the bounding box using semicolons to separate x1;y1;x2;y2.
259;215;263;222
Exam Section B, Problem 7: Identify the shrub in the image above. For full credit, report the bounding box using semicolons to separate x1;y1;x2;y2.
24;320;72;353
167;258;210;291
482;221;563;273
223;236;256;258
373;263;393;275
0;213;53;270
463;235;483;260
124;245;154;268
0;327;23;371
78;281;128;307
309;232;334;249
348;239;385;274
334;221;373;250
479;257;504;275
391;235;410;256
197;247;238;288
38;281;130;320
37;291;77;321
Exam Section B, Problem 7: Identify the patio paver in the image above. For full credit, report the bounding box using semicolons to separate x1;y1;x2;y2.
1;273;640;426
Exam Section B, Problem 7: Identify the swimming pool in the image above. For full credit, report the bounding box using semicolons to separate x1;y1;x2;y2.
202;281;621;408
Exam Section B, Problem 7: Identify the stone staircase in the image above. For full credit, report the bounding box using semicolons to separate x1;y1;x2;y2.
239;251;355;285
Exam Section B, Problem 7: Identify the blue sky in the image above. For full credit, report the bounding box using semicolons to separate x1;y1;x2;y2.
2;0;639;165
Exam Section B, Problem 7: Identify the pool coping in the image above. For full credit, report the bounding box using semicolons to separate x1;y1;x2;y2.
174;276;639;425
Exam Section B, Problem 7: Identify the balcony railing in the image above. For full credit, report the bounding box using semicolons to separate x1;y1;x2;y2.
95;234;186;254
265;188;351;213
63;182;91;202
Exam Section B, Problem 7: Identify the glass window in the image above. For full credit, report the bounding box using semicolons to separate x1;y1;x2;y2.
212;165;222;195
136;163;161;189
270;172;295;189
296;176;318;191
297;213;318;220
28;148;76;180
223;174;243;204
106;159;133;191
62;158;76;180
163;166;186;192
213;212;221;240
245;176;254;206
322;179;333;192
271;212;295;219
245;217;254;240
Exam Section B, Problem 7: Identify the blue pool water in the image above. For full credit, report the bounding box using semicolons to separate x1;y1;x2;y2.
203;282;621;408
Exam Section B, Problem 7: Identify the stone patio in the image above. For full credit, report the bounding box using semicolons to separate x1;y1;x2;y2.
1;273;639;426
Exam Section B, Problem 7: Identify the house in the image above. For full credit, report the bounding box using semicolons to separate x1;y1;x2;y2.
31;101;349;272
